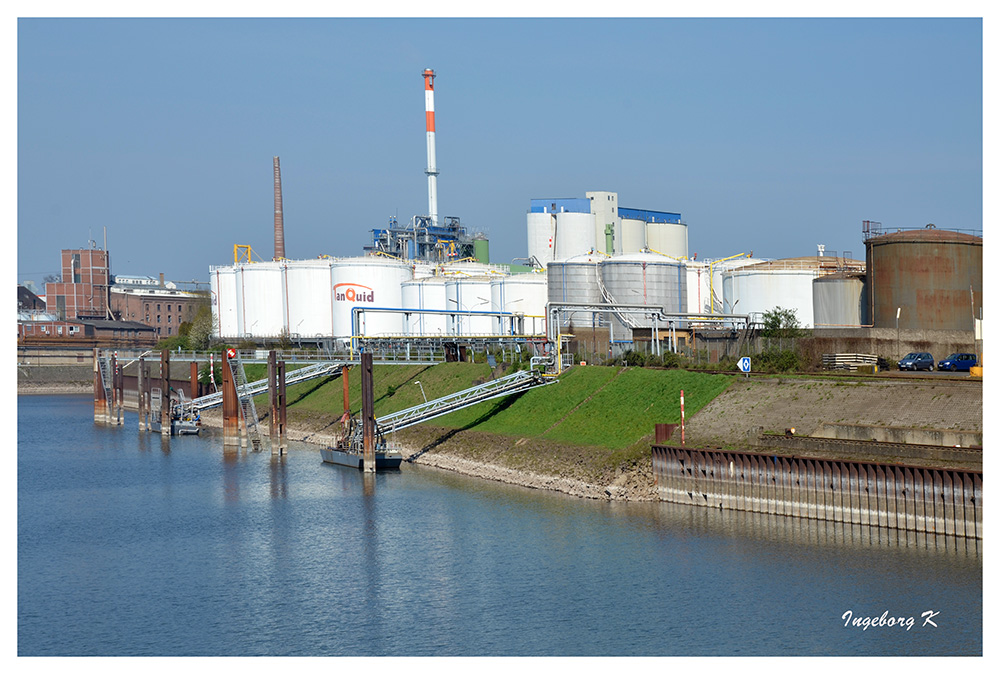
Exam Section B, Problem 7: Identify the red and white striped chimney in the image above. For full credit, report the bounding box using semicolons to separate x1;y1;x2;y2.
423;68;439;228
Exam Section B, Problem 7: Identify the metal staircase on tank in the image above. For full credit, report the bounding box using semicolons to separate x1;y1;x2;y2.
227;351;264;451
595;269;639;329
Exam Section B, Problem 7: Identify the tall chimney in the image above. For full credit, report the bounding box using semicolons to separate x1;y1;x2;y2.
273;156;285;260
423;69;439;228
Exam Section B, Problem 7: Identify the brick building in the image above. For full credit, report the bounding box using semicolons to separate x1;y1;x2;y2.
109;274;208;338
44;248;111;320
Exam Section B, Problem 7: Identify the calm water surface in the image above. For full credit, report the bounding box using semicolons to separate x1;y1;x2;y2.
17;395;982;656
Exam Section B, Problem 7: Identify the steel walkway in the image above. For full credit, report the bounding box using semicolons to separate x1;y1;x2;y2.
191;360;348;411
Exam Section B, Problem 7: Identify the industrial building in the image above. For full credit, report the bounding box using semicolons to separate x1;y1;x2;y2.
204;68;983;365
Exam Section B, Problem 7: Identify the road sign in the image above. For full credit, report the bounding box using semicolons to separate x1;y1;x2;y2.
738;356;752;373
226;348;236;358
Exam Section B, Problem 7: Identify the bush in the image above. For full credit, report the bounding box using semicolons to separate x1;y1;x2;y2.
753;349;803;373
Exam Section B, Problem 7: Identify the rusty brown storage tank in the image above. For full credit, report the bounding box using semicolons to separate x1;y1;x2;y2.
865;225;982;330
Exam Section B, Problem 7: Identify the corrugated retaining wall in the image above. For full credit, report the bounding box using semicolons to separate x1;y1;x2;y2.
652;445;982;539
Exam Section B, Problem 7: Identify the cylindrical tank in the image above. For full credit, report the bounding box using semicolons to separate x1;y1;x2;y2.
331;256;413;337
554;211;597;261
812;273;866;327
490;273;547;335
547;252;604;330
401;276;449;336
235;261;285;338
599;252;687;328
620;218;646;254
645;221;688;259
722;257;852;329
526;211;556;268
284;259;336;338
445;276;494;335
210;266;239;339
684;261;710;315
865;227;983;330
473;238;490;264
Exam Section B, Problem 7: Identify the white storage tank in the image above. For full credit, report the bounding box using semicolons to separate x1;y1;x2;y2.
620;217;646;254
721;257;850;329
234;261;285;338
553;211;597;261
599;252;687;328
812;273;866;327
684;261;711;315
445;276;494;335
210;266;239;339
490;272;547;336
645;222;688;259
526;211;556;268
332;255;413;337
547;252;604;330
401;276;449;336
284;259;336;338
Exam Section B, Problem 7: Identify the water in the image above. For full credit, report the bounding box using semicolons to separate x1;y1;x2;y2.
18;395;982;656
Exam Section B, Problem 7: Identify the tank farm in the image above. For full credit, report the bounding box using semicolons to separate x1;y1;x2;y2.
98;71;982;541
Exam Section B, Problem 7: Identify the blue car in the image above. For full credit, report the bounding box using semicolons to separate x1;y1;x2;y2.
898;352;935;371
938;353;977;372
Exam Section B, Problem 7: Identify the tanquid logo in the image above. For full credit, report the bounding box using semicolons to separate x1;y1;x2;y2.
334;283;375;303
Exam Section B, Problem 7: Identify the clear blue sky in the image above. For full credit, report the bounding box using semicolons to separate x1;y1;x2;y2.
16;17;983;287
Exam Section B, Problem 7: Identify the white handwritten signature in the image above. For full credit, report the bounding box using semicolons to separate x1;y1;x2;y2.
842;610;940;631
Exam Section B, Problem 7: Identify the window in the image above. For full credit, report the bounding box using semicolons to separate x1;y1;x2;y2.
157;304;161;311
157;316;161;323
168;315;172;323
167;304;171;312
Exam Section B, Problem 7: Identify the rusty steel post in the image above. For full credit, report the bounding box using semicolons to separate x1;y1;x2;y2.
115;354;124;425
268;350;278;448
160;351;171;437
93;348;107;424
278;360;287;453
110;352;120;425
137;356;146;431
190;361;199;401
343;365;351;414
222;349;240;448
361;352;375;472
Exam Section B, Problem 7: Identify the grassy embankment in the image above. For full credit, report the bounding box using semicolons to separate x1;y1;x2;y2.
245;362;733;477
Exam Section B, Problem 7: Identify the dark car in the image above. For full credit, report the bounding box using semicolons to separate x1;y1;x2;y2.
938;353;977;372
898;352;935;371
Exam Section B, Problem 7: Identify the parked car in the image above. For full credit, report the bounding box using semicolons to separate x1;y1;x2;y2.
938;353;978;372
898;352;935;371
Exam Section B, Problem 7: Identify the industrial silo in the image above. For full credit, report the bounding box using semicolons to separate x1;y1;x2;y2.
599;252;687;328
553;211;597;261
812;272;866;327
331;255;413;337
865;226;983;330
547;252;604;330
490;272;547;335
526;211;556;268
445;275;494;335
210;265;239;339
722;257;856;329
620;216;646;254
284;259;336;338
401;276;448;336
646;221;689;259
235;261;285;338
684;261;711;314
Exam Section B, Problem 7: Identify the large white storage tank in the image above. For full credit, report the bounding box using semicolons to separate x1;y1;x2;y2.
645;222;688;259
599;252;687;328
526;211;555;268
490;272;547;335
620;217;646;254
331;256;413;337
812;273;866;327
553;211;597;261
721;257;850;329
445;276;494;335
547;252;604;330
684;261;711;315
233;262;285;338
210;266;239;339
401;276;449;336
284;259;336;338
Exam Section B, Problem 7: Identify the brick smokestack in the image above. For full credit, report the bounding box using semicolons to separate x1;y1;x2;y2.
273;156;285;260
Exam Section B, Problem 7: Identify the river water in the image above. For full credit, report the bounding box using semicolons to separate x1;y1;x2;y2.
17;395;982;656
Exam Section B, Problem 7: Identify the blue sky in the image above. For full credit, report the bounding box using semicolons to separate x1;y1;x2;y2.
16;17;983;287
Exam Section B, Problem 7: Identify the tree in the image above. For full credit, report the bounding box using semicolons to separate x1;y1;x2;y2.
761;307;804;339
185;302;215;351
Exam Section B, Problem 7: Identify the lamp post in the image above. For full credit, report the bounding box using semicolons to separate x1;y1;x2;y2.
896;307;901;360
414;380;427;403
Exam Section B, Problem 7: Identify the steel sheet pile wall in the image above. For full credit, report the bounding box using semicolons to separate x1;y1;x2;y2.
652;446;982;539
